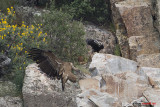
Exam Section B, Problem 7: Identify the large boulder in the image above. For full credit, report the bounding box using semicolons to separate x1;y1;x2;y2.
137;53;160;68
110;0;160;60
143;88;160;107
152;0;160;33
139;67;160;88
23;63;80;107
0;96;22;107
78;72;148;106
89;53;138;76
76;89;119;107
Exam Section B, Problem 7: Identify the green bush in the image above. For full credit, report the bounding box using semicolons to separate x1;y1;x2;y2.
54;0;111;25
0;0;18;13
114;44;121;56
0;7;48;94
40;10;87;62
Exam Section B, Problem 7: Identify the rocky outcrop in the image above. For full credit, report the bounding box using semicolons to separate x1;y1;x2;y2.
110;0;160;60
84;24;116;54
110;0;130;59
23;63;80;107
89;53;138;76
77;53;160;107
0;96;22;107
152;0;160;33
143;88;160;107
137;53;160;68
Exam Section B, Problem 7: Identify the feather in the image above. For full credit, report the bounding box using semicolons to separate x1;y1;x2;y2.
28;48;78;91
86;39;104;52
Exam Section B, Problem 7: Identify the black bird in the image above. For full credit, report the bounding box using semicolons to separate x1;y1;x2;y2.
86;39;104;52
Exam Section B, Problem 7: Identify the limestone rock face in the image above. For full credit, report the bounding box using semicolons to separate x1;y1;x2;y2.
110;0;160;60
143;88;160;107
0;96;22;107
129;36;160;60
115;0;153;37
137;53;160;68
77;53;160;107
89;53;138;76
23;63;80;107
139;67;160;88
153;0;160;33
84;24;116;54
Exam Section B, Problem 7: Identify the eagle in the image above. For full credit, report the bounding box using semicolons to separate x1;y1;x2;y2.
86;39;104;53
28;48;79;91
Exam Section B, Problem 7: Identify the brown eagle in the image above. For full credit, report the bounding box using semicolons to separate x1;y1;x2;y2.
28;48;79;91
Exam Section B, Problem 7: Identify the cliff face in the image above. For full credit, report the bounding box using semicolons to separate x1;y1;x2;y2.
110;0;160;61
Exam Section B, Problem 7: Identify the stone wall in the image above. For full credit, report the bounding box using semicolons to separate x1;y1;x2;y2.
110;0;160;61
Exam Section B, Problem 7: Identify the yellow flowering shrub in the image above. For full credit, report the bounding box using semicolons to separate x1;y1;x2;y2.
0;7;48;94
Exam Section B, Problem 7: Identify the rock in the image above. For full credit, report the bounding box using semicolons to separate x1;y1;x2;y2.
115;0;153;37
152;0;160;33
79;78;100;92
123;97;149;107
76;89;119;107
14;6;49;26
129;36;160;61
0;96;22;107
137;53;160;68
78;71;148;106
23;63;80;107
139;67;160;88
102;72;148;103
89;53;138;76
84;24;116;54
110;0;130;58
115;0;160;61
0;81;17;97
110;0;160;60
143;88;160;107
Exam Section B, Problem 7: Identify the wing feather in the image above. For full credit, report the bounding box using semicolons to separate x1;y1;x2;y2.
28;48;63;78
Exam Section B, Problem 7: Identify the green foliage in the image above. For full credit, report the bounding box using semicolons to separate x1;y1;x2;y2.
0;0;18;13
0;7;48;95
114;44;121;56
40;10;87;62
54;0;111;25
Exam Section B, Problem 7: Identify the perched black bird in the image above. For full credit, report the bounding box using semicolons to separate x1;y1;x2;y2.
86;39;104;52
27;48;78;91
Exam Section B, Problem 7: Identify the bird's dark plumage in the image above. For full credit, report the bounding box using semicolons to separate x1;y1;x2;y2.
28;48;78;91
86;39;104;52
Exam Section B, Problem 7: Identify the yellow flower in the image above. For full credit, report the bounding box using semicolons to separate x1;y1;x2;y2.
22;33;25;36
43;38;45;42
38;31;42;37
30;31;33;33
2;21;7;24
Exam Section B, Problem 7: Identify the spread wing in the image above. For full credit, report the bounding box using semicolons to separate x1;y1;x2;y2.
28;48;63;79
